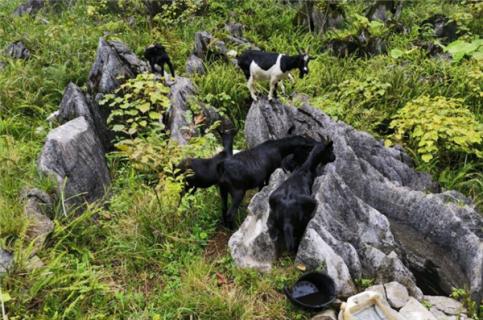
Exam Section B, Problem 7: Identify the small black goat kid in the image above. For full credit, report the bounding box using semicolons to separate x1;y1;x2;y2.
236;49;313;101
176;125;237;197
217;135;316;229
144;43;175;77
268;141;335;254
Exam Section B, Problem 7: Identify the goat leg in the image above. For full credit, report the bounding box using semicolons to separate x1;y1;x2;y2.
269;79;278;101
225;189;245;229
219;186;228;225
280;81;286;96
247;76;257;101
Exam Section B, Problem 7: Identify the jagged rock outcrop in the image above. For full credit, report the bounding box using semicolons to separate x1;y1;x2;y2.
185;54;205;75
366;0;403;23
224;23;260;50
294;1;345;34
54;82;111;151
85;37;149;149
13;0;44;16
421;14;459;45
164;77;197;145
5;41;31;60
193;31;228;61
21;188;53;253
87;37;149;99
228;169;286;272
231;97;482;301
38;117;110;211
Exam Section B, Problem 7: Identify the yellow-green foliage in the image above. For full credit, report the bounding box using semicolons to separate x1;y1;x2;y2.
101;73;170;138
390;96;482;162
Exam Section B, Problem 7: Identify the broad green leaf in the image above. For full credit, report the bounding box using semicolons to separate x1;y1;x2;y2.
112;124;125;132
137;102;151;113
0;292;11;302
421;154;433;162
149;111;161;120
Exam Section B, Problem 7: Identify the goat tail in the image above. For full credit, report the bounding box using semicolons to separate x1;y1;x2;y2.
227;49;238;58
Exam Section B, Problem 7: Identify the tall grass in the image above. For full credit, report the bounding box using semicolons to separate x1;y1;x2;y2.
0;0;481;318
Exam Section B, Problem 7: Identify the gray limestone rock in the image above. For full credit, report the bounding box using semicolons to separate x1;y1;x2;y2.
385;281;410;309
424;296;466;317
165;77;197;145
87;37;149;98
54;82;111;150
13;0;44;16
21;188;54;253
399;297;437;320
38;117;110;211
0;249;12;273
5;41;30;60
185;54;205;75
238;98;482;301
193;31;228;61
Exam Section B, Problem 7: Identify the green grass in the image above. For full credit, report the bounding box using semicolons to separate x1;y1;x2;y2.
0;0;481;319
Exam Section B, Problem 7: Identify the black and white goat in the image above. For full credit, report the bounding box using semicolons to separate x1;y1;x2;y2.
236;49;313;101
144;43;175;78
268;141;335;253
217;135;316;229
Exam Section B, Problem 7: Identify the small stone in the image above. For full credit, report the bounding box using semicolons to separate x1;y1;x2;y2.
424;295;466;316
366;284;387;301
21;188;54;253
399;297;437;320
311;308;336;320
0;249;13;273
384;281;410;309
26;255;44;271
4;41;30;59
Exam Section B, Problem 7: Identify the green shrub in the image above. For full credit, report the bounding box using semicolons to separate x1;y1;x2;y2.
390;95;482;162
101;73;170;139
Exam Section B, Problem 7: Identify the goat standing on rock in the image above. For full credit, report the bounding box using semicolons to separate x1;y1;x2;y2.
268;141;335;254
144;43;175;78
236;49;313;101
217;135;316;229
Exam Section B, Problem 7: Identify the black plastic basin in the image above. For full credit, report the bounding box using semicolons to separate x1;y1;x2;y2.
284;272;336;310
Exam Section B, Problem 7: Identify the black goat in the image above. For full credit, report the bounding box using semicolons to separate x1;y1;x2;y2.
176;125;237;197
217;135;316;229
236;49;313;101
268;141;335;254
144;43;175;77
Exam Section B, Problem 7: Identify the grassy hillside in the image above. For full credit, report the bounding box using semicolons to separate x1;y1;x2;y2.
0;0;481;319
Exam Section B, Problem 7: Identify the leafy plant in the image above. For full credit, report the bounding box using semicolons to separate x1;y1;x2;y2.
444;38;483;62
450;287;480;319
354;278;375;289
390;96;482;162
100;73;170;139
316;77;392;133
